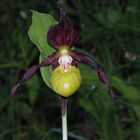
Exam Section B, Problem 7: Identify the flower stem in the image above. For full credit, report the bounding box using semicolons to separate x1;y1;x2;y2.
60;97;68;140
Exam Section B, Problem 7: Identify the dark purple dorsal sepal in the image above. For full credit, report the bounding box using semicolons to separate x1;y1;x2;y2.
47;6;77;49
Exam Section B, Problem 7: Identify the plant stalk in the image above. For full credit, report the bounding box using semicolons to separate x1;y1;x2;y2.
60;97;68;140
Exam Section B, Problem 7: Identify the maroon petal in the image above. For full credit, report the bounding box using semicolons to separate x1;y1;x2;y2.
109;87;115;100
11;52;60;96
11;83;23;96
21;64;41;82
97;67;115;100
69;50;115;99
52;58;59;70
97;67;109;85
47;6;78;49
69;51;97;68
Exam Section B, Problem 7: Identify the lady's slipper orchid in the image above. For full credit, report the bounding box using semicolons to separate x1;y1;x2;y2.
11;6;114;99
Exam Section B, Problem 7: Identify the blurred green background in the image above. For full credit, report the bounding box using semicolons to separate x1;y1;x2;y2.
0;0;140;140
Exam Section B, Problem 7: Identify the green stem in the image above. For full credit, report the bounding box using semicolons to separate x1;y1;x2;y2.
60;97;68;140
62;108;67;140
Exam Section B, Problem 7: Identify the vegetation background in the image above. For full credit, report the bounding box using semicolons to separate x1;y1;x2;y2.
0;0;140;139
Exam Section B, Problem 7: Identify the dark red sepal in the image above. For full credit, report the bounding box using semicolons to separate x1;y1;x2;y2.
47;6;77;49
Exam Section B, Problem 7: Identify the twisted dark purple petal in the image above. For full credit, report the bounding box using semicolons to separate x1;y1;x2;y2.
52;58;59;70
97;67;114;100
11;52;60;96
47;6;77;49
22;64;41;82
11;84;23;96
69;50;114;100
109;87;115;100
68;51;97;68
97;67;109;85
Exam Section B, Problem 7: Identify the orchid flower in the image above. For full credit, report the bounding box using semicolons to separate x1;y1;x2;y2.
11;6;114;100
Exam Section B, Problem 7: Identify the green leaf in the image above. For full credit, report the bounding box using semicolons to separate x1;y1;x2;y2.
28;10;56;53
111;76;140;118
28;10;57;88
107;9;122;24
39;53;52;88
14;101;33;120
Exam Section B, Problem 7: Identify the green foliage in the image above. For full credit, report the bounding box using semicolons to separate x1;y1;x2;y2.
1;0;140;139
78;62;140;139
28;11;56;88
